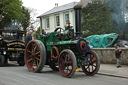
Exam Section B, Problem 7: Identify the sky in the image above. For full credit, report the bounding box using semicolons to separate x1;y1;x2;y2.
22;0;80;17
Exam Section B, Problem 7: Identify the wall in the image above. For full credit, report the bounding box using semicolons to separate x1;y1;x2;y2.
92;48;128;65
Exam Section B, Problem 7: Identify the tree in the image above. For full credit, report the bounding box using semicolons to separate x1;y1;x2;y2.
33;27;40;39
0;0;24;29
81;1;119;37
107;0;128;39
21;6;30;32
27;8;40;33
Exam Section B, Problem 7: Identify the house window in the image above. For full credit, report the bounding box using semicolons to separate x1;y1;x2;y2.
45;17;50;29
64;13;69;24
55;15;60;27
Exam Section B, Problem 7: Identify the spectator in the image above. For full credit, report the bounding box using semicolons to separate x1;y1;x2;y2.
25;31;32;46
42;29;46;35
115;46;122;68
86;41;91;50
85;41;91;60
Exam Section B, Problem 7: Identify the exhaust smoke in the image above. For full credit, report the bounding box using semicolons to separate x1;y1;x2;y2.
75;0;92;8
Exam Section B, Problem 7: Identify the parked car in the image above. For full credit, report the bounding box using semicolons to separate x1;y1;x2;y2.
0;29;25;66
116;40;128;47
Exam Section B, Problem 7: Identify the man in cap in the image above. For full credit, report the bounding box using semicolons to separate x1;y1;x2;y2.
25;31;32;46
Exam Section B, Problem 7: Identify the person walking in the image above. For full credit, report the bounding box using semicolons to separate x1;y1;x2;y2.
25;31;32;46
115;46;122;68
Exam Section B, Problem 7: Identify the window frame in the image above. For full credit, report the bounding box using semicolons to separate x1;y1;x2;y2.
63;12;70;26
54;14;60;28
45;16;50;30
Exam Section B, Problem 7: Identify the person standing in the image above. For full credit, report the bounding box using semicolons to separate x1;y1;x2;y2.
86;41;91;50
25;31;32;46
115;46;122;68
85;41;91;60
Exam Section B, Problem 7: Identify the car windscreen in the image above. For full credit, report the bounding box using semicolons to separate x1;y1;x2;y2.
2;32;23;40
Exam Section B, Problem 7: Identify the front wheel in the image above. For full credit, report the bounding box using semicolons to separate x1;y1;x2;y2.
82;50;100;76
0;55;5;67
58;49;76;78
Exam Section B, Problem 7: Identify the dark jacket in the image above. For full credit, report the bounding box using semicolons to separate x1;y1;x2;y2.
87;44;91;50
115;49;122;58
25;34;32;46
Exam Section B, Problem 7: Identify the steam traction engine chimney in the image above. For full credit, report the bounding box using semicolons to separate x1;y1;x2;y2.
74;0;91;38
75;8;82;39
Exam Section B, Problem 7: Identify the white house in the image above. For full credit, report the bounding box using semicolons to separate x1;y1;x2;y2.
38;2;78;33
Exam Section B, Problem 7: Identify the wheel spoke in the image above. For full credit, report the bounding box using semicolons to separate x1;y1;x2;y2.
65;66;70;73
86;66;90;72
68;58;72;63
31;43;35;52
27;58;33;63
27;55;32;58
35;51;40;55
36;61;39;66
86;64;90;69
92;64;96;67
92;60;96;64
64;54;67;62
89;66;90;72
90;54;94;61
34;45;37;50
65;54;72;64
92;65;94;71
27;49;32;54
30;65;34;70
66;67;69;73
33;60;36;66
31;43;35;49
35;57;40;61
37;55;40;57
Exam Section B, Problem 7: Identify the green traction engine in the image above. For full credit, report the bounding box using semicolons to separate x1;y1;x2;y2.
25;8;100;78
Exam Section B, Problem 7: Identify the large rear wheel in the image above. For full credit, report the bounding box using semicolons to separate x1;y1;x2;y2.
82;50;100;76
25;40;46;72
58;49;76;78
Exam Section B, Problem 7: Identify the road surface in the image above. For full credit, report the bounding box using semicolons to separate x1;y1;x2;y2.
0;63;128;85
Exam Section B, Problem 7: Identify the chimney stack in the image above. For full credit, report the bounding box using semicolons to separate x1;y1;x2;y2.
55;3;58;7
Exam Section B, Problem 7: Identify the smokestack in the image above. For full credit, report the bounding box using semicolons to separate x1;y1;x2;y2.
74;0;92;38
75;8;82;38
